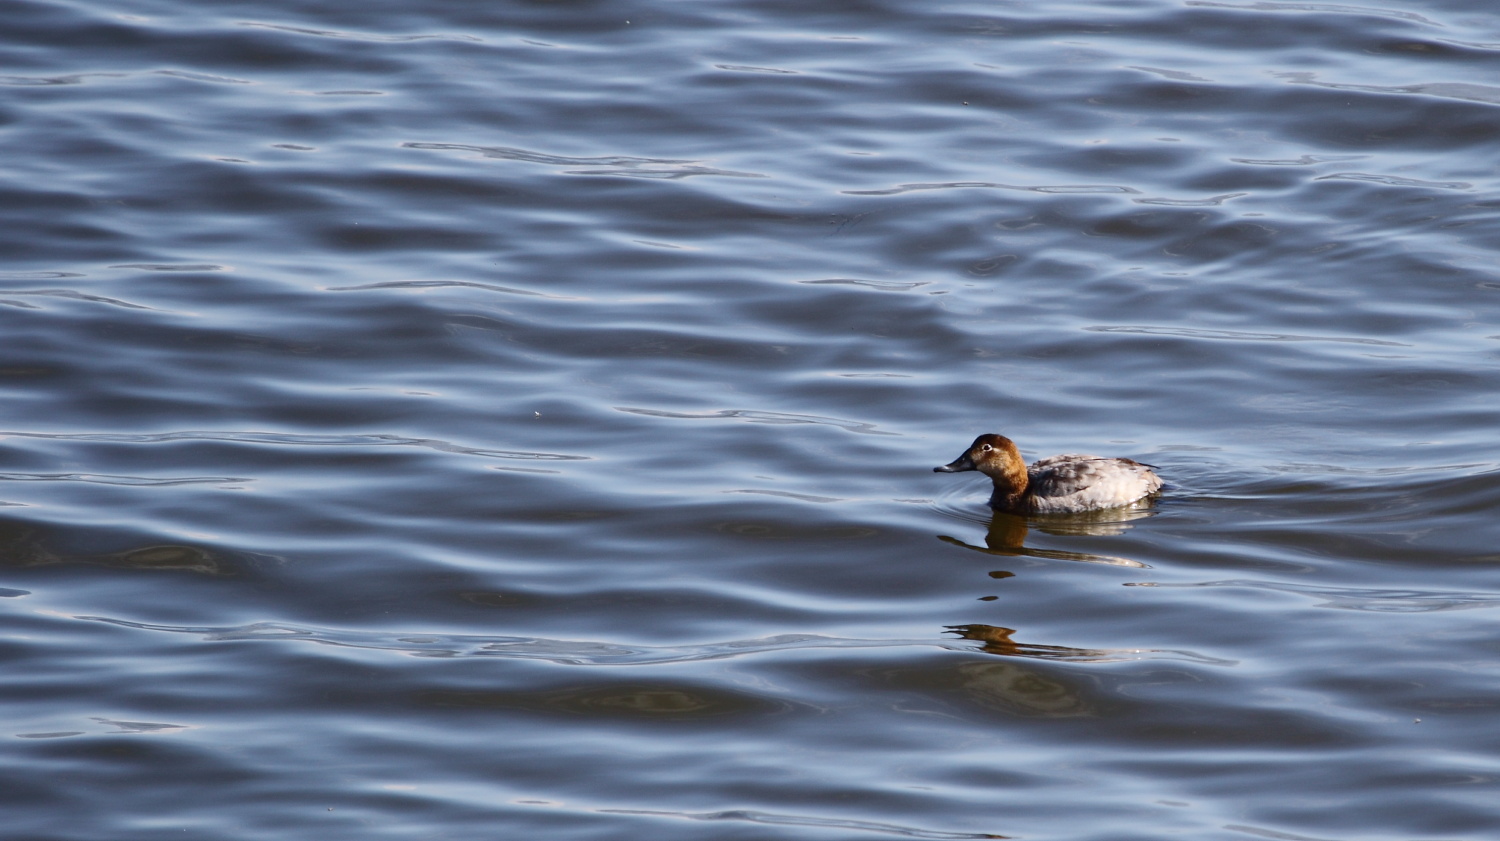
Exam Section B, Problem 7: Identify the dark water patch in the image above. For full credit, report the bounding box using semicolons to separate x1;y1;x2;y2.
422;681;798;720
0;524;238;575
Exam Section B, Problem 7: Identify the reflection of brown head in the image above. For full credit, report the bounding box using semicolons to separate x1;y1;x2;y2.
948;624;1118;662
949;623;1023;656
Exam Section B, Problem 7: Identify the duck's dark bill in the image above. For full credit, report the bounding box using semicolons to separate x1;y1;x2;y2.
934;454;976;473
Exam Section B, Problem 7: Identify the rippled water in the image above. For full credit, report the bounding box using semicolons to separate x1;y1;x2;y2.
3;0;1500;838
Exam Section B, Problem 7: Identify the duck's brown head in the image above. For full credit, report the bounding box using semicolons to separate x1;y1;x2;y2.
934;434;1028;493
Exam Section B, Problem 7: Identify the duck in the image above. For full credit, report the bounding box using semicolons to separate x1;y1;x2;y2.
934;433;1162;513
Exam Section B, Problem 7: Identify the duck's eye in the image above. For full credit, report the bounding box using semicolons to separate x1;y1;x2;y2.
980;444;992;452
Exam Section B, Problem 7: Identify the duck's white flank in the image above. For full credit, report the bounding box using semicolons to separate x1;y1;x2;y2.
934;433;1162;513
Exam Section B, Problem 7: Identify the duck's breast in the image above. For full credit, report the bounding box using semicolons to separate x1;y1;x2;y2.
1026;454;1162;513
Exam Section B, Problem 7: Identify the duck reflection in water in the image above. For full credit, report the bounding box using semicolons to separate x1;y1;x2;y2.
938;507;1153;568
947;624;1122;662
947;622;1234;667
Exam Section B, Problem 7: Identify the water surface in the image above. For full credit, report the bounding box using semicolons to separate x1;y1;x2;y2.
3;0;1500;839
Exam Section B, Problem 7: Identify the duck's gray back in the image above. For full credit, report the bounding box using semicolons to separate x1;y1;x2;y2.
1026;454;1163;513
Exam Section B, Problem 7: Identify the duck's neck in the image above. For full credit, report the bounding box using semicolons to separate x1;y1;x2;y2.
983;450;1030;511
989;489;1027;511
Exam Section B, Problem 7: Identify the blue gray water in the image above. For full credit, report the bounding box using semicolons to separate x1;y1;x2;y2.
3;1;1499;838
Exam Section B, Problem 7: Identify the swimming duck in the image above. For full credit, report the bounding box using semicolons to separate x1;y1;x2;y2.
934;433;1162;513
